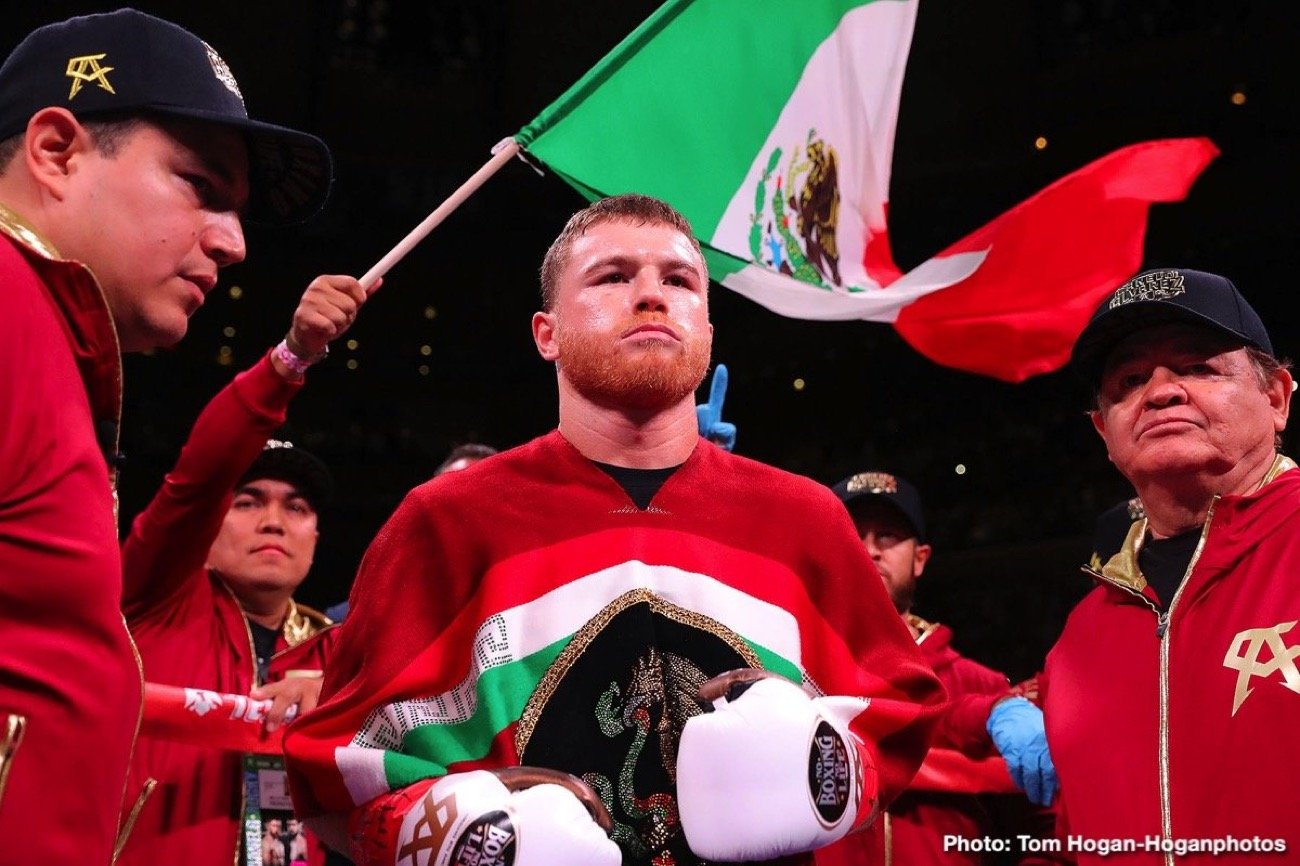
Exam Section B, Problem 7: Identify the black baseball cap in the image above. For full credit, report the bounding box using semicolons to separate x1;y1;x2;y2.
0;8;332;225
237;440;333;512
831;471;926;542
1070;268;1273;385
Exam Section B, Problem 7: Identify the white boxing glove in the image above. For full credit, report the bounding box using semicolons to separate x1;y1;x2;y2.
389;769;620;866
677;671;878;861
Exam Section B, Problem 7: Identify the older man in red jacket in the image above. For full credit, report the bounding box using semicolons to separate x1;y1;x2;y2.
1045;268;1297;862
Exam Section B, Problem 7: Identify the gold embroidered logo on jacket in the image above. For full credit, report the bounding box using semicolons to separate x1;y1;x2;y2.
1223;621;1300;715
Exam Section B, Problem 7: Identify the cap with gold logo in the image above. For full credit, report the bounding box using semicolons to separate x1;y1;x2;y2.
830;471;926;542
0;8;331;225
238;440;334;512
1070;268;1273;385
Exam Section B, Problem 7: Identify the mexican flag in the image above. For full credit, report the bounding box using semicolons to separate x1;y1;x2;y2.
514;0;1217;382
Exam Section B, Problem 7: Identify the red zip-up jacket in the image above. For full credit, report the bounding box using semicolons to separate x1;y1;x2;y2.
0;208;140;864
118;354;337;866
1044;456;1300;865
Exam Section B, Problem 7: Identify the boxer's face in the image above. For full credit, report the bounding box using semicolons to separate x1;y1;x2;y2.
533;219;712;412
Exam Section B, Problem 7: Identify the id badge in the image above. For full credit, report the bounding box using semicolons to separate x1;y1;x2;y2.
241;754;310;865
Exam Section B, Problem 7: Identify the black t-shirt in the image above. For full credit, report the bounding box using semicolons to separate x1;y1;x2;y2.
594;462;682;510
249;620;278;684
1138;529;1201;609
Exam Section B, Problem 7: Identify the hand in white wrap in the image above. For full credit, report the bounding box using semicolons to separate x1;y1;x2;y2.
388;768;620;866
677;670;877;862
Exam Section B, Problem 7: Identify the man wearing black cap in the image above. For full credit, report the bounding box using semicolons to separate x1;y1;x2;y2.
826;472;1057;865
0;9;350;863
1045;268;1296;861
119;278;368;865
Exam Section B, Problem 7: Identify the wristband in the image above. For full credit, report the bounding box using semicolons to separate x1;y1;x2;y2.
273;338;326;376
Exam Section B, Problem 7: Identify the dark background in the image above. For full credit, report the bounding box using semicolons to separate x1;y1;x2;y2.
7;2;1298;681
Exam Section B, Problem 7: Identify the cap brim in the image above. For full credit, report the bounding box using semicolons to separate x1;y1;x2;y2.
241;447;334;508
1070;301;1257;385
126;105;332;226
836;489;924;541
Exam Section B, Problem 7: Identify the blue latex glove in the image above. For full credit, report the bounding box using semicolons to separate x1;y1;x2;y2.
986;697;1057;806
696;364;737;451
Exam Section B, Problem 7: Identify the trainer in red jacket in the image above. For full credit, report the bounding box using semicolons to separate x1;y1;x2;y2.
1046;268;1298;863
0;201;139;866
119;275;370;866
819;471;1057;866
0;9;333;858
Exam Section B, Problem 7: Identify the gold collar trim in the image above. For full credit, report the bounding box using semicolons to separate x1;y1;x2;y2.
1262;453;1296;487
1093;454;1295;592
1095;518;1150;592
0;202;63;260
905;613;941;646
281;598;332;648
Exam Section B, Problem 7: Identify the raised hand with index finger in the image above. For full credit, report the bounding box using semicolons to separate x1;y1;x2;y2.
695;363;737;451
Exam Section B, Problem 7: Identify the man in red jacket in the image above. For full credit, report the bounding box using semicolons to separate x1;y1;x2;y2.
119;275;368;866
1046;268;1296;862
0;10;331;862
822;471;1056;865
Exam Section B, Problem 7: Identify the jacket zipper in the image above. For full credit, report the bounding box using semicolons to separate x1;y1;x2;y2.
113;620;152;863
0;714;26;806
1088;500;1215;866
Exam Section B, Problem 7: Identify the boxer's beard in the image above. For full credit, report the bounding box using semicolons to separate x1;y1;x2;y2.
558;315;711;412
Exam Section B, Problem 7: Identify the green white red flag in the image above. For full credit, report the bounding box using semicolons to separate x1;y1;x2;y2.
514;0;1217;382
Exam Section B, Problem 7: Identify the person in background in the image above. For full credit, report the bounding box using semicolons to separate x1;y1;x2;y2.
434;442;500;475
119;275;370;866
821;471;1056;865
323;442;503;625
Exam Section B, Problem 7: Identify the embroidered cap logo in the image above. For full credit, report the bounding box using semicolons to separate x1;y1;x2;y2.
1107;269;1187;310
203;41;244;107
65;53;115;100
846;472;897;496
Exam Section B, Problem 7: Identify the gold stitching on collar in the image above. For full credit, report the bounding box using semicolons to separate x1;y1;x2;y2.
281;598;330;648
0;203;63;260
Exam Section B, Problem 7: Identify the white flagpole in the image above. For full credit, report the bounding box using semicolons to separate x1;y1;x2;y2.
360;138;522;290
